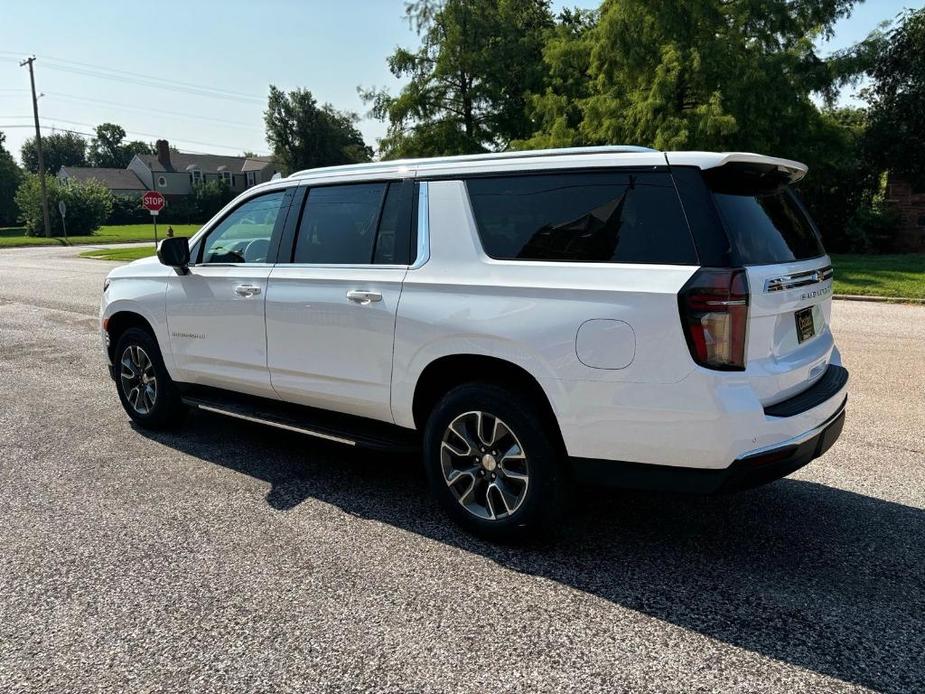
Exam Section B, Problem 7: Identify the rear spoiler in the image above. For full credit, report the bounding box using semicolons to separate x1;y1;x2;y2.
665;152;808;184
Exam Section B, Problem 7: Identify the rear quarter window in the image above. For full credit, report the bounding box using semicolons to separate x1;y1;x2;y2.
465;171;697;264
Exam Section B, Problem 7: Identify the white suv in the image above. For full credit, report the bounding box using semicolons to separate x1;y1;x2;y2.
101;146;848;538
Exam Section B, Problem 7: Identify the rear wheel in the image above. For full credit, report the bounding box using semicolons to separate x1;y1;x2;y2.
114;327;186;429
423;383;565;540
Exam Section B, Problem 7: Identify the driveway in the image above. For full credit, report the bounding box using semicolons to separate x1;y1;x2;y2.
0;245;923;693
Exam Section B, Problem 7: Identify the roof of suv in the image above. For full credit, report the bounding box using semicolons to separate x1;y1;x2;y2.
286;146;808;185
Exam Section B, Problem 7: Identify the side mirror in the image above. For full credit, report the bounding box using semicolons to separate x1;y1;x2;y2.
157;236;190;274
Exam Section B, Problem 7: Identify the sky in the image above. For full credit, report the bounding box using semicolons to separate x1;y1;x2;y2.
0;0;921;163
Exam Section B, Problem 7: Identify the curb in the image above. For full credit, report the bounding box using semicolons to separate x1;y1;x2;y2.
833;294;925;305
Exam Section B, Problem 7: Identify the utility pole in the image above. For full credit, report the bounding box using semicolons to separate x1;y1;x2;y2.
20;56;51;238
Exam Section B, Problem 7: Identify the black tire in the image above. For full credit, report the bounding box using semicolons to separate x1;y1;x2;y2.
423;382;566;541
113;327;187;430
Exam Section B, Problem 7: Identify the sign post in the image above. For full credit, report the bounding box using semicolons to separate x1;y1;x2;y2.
57;199;67;241
141;191;166;248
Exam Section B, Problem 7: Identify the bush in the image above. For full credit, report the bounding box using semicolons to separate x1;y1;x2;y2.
191;180;235;220
105;182;234;227
108;194;200;225
15;174;113;236
159;195;204;225
844;201;903;254
108;195;149;225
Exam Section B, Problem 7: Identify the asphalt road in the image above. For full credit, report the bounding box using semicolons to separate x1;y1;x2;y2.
0;245;923;693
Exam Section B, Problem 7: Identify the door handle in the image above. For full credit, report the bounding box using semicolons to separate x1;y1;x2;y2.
346;289;382;305
234;284;262;297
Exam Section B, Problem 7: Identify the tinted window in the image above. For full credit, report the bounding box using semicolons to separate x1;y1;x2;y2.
711;190;825;265
465;172;697;264
201;190;286;264
294;183;385;264
669;167;733;267
373;183;412;265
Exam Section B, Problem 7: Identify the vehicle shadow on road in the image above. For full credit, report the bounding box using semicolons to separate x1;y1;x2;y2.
139;411;924;693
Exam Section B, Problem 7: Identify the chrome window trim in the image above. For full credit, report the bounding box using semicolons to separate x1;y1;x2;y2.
764;265;834;293
410;181;430;270
272;264;409;270
188;263;274;269
189;262;409;270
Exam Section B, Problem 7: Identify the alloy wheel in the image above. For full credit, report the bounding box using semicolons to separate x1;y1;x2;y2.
120;345;157;415
440;410;530;521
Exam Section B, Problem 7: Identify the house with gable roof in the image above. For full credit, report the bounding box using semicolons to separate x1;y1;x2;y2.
59;139;278;199
128;140;279;196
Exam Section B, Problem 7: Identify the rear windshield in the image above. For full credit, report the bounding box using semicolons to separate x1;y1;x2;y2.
707;171;825;265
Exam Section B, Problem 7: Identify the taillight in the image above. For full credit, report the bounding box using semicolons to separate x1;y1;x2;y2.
678;268;749;370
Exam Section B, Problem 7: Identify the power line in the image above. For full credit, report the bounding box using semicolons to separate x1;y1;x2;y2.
43;63;265;104
0;50;265;103
0;118;268;155
0;123;264;157
0;124;96;138
41;55;264;101
2;52;270;154
44;92;258;129
45;117;267;152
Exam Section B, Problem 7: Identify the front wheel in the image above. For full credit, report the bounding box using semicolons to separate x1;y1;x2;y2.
423;383;566;540
114;327;186;430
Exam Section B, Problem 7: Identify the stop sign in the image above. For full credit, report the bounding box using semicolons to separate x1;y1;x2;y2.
142;191;166;212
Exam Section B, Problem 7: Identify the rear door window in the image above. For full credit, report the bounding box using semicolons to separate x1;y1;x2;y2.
290;181;415;265
293;183;385;264
465;171;697;264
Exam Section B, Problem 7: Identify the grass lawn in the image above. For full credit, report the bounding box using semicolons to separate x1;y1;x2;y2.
830;254;925;300
0;224;200;248
79;246;159;262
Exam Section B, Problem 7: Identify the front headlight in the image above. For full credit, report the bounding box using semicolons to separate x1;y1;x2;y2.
103;278;111;292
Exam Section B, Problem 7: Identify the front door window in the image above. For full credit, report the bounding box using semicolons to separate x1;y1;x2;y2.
201;191;286;264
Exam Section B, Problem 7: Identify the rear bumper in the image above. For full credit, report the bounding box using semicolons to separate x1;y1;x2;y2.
764;364;848;417
570;396;847;494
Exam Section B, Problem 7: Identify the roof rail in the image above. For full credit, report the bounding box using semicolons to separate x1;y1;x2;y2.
287;145;657;180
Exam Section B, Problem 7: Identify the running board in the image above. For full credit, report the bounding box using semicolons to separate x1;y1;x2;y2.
179;386;419;453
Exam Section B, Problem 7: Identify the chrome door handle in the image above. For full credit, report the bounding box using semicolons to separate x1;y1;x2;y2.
346;289;382;305
234;284;262;297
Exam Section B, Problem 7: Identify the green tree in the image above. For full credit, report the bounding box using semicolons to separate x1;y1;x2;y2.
794;107;880;251
0;131;22;226
87;123;154;168
361;0;554;158
521;0;863;154
516;7;597;149
21;131;88;174
15;174;112;236
863;8;925;186
515;0;888;249
264;86;371;174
